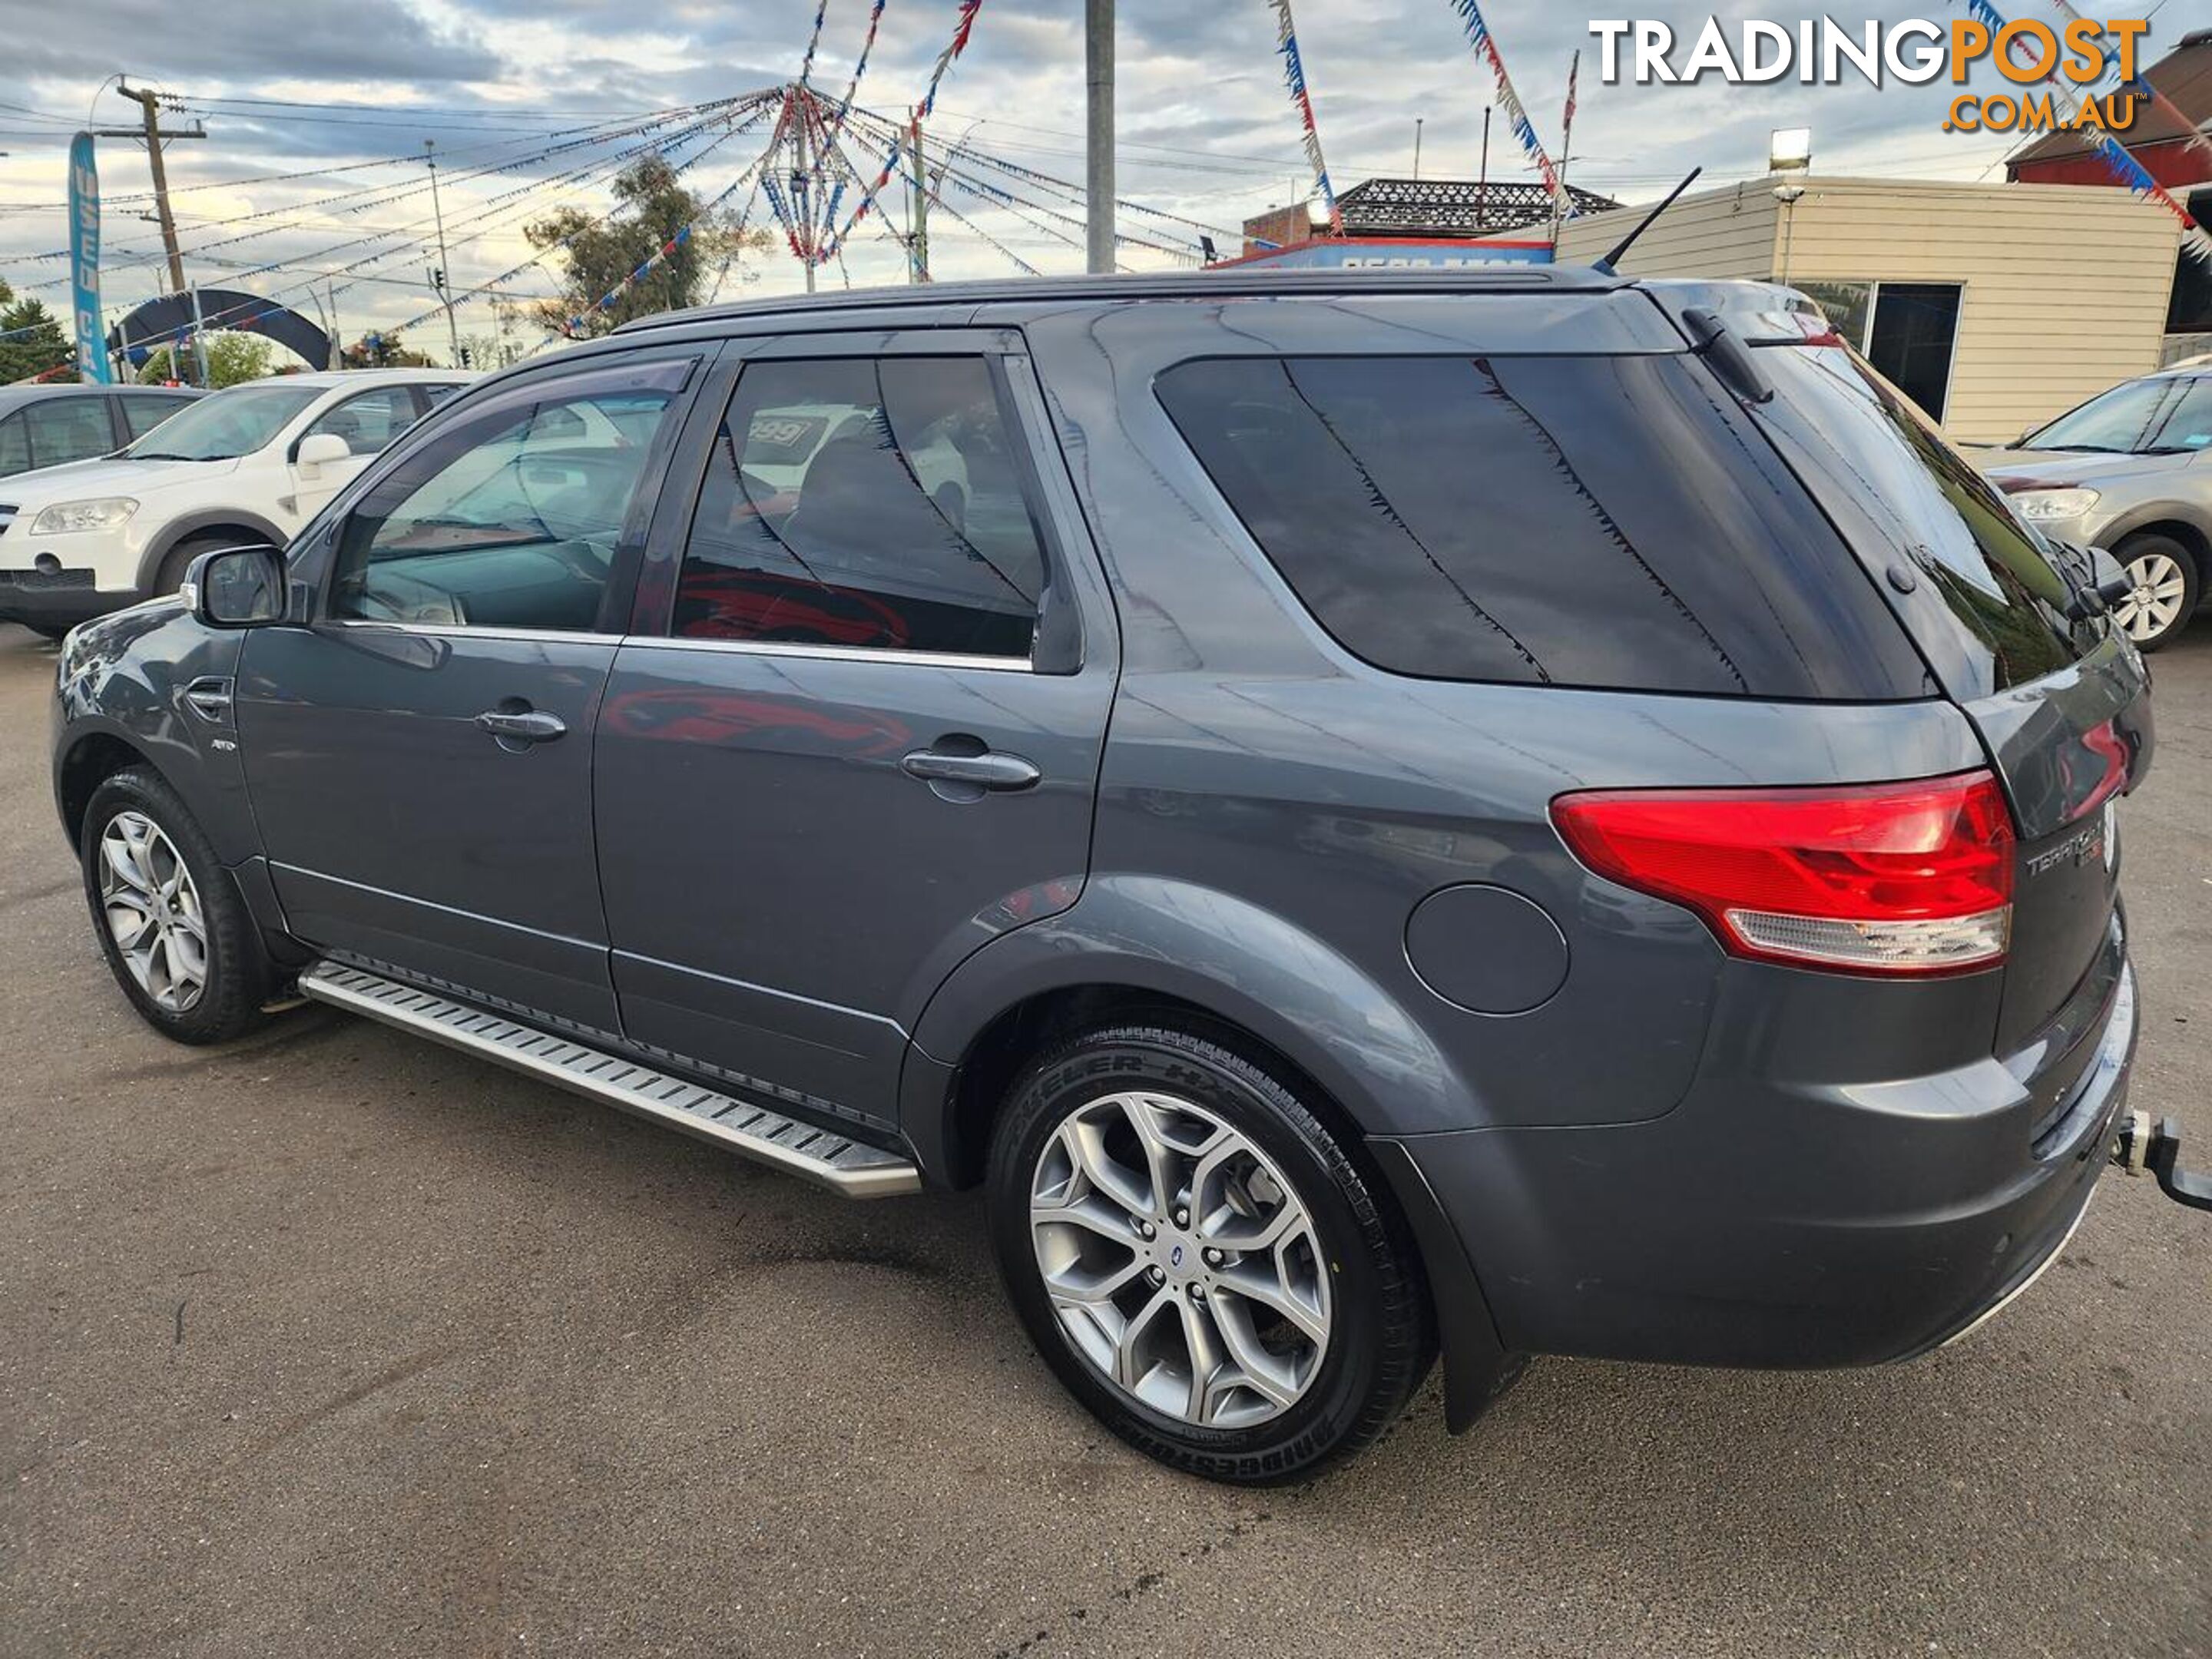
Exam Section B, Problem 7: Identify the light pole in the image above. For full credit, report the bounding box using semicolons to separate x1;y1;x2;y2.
1085;0;1114;274
425;139;462;366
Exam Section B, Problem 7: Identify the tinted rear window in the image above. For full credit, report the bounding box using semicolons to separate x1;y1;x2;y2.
1748;343;2088;696
1155;354;1928;700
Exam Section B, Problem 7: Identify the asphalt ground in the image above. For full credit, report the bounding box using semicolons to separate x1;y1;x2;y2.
2;618;2206;1659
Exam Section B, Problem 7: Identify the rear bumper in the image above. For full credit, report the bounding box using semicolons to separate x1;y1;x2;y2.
1392;956;2136;1371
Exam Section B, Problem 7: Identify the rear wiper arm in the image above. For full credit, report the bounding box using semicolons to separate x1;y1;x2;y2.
1679;306;1773;405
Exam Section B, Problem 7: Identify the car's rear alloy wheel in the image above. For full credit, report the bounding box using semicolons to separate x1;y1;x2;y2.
988;1025;1432;1483
1030;1090;1332;1429
2111;535;2199;651
98;810;207;1015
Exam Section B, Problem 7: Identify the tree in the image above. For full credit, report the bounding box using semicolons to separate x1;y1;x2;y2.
341;330;432;369
137;331;275;389
0;281;75;385
527;157;763;339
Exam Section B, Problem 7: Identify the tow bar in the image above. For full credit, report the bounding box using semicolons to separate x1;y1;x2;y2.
2113;1112;2212;1213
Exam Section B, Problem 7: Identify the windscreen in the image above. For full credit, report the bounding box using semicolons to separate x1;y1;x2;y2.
123;382;323;462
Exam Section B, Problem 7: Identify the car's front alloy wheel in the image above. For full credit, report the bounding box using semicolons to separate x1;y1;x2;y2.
81;766;273;1044
2110;535;2199;651
98;810;209;1015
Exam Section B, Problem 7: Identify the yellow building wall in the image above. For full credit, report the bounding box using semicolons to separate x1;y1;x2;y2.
1555;177;2182;445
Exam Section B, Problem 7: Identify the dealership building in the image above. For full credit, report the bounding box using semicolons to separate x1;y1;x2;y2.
1554;175;2185;446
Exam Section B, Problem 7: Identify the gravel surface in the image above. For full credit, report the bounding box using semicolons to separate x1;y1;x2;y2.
2;619;2206;1659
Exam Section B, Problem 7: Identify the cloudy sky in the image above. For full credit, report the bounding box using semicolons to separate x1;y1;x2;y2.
0;0;2192;365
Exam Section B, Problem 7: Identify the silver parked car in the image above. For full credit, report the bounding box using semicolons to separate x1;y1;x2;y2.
1980;366;2212;649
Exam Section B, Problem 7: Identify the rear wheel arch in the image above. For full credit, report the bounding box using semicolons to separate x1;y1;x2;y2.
933;982;1363;1194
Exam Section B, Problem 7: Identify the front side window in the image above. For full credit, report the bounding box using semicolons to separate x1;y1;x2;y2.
301;386;420;457
23;399;115;469
672;356;1045;659
124;382;321;462
328;370;687;632
1157;353;1926;699
2154;378;2212;452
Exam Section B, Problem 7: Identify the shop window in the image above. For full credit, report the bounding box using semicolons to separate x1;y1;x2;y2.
1795;279;1962;424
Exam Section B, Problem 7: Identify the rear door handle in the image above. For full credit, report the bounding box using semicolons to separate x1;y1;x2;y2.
475;707;567;745
900;747;1041;792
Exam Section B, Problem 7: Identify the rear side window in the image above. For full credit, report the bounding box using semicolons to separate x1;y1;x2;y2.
22;399;114;469
672;356;1045;660
1750;343;2085;695
1156;355;1927;699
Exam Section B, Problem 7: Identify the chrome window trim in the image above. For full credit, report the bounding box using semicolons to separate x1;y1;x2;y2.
631;634;1036;673
326;618;629;647
323;618;1031;671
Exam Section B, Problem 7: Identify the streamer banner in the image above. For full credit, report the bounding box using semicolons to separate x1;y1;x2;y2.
1270;0;1341;233
1449;0;1561;197
819;0;985;264
800;0;831;84
1964;0;2210;266
822;0;891;149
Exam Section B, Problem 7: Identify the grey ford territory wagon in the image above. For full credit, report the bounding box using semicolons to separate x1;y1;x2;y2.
51;270;2154;1483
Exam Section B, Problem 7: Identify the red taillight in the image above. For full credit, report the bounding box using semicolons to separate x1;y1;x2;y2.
1551;771;2016;977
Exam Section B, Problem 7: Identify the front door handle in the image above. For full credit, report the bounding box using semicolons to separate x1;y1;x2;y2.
900;747;1041;793
475;707;567;746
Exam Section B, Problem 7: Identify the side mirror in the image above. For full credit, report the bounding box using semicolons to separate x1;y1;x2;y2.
294;430;352;479
187;545;286;628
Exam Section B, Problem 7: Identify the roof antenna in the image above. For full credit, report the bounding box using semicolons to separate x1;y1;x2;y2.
1590;167;1703;275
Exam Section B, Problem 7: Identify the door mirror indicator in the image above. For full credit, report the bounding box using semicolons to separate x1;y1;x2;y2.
188;545;287;628
294;431;351;478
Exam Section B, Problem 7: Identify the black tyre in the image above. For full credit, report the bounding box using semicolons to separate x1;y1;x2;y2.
2110;532;2200;651
987;1024;1432;1484
81;767;273;1045
153;531;246;598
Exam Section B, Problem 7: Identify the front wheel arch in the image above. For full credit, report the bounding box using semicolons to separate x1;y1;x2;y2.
58;730;157;851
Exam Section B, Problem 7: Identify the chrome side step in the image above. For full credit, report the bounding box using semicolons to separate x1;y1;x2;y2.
298;962;922;1199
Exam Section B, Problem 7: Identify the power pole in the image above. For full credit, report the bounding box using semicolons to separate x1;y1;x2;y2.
113;84;189;296
1413;117;1424;181
1085;0;1114;274
424;140;462;366
908;108;930;283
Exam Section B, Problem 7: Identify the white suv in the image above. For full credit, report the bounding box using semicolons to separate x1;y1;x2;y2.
0;369;469;637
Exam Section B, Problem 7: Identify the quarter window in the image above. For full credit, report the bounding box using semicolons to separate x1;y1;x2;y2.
1156;354;1926;700
672;356;1045;659
0;414;26;475
328;369;687;633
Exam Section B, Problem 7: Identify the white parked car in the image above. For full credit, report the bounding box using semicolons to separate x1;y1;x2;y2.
0;369;470;637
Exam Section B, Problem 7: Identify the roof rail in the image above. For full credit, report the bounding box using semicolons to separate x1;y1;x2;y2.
613;264;1626;335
